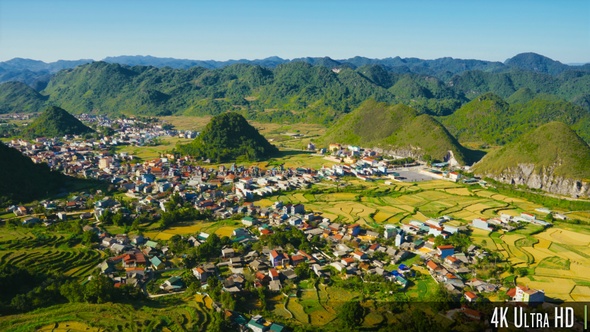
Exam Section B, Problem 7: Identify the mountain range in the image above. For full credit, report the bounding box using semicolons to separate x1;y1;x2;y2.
1;52;588;89
1;53;590;128
1;52;590;197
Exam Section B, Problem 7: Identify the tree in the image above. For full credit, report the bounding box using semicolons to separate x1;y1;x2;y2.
338;301;364;328
83;275;114;304
81;231;99;246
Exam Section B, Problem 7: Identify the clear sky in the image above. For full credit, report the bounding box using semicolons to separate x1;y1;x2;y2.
0;0;588;63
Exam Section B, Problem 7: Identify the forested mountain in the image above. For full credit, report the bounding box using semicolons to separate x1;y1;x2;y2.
1;53;587;123
0;142;65;206
178;112;278;163
439;93;590;145
321;100;476;165
0;82;47;114
472;122;590;197
23;106;94;139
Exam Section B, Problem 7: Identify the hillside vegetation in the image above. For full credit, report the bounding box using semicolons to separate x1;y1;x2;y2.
0;142;64;205
0;53;587;126
440;93;590;145
321;100;476;164
472;122;590;196
178;112;278;163
23;106;94;139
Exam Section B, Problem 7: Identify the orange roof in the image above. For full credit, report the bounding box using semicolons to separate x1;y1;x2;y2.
507;288;517;297
437;245;455;250
269;269;279;277
465;291;478;299
426;260;439;270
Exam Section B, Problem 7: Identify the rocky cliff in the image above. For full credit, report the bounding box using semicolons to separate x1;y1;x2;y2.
477;163;590;198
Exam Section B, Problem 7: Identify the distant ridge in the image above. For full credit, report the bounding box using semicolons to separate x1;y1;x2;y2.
2;52;589;89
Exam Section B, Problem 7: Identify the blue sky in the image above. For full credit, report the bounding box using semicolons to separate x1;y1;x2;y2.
0;0;588;63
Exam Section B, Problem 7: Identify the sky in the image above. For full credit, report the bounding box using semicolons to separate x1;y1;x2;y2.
0;0;588;64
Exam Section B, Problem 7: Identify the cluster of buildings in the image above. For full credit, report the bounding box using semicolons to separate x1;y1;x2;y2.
471;212;552;232
5;119;553;328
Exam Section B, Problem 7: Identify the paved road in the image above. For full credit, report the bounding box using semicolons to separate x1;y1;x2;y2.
148;290;186;298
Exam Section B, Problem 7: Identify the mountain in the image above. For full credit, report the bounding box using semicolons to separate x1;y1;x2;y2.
178;112;278;162
505;53;569;75
0;81;48;114
23;106;94;138
321;100;475;164
472;122;590;197
0;142;64;205
0;58;93;88
440;93;590;145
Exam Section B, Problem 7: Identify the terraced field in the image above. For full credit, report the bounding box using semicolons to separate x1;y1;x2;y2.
0;231;103;279
0;299;221;332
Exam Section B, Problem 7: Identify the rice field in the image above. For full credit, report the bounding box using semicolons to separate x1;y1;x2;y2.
144;220;240;240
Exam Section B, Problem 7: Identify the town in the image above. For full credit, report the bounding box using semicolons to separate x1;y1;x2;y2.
2;114;566;331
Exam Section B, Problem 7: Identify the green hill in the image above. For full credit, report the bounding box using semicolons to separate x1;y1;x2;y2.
179;112;278;162
505;52;569;75
506;87;536;104
0;142;64;206
0;81;47;114
321;100;475;164
440;93;590;145
472;122;590;196
23;106;94;138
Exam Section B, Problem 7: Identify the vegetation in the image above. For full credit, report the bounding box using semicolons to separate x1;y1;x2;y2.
23;106;94;138
472;121;590;180
2;52;589;126
320;100;479;164
440;93;590;145
178;112;278;162
0;142;64;206
0;82;47;114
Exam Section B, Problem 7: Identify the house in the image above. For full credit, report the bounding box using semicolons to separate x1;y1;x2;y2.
384;225;397;239
291;255;305;266
247;316;269;332
437;245;455;259
269;280;282;292
160;276;184;291
192;267;209;282
221;248;235;258
14;206;28;216
445;255;460;267
352;250;367;261
472;218;493;231
462;292;477;304
511;285;545;303
426;260;441;272
22;217;41;225
347;224;361;236
268;268;280;281
242;216;258;227
150;256;164;270
250;259;268;272
269;323;286;332
269;250;287;267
